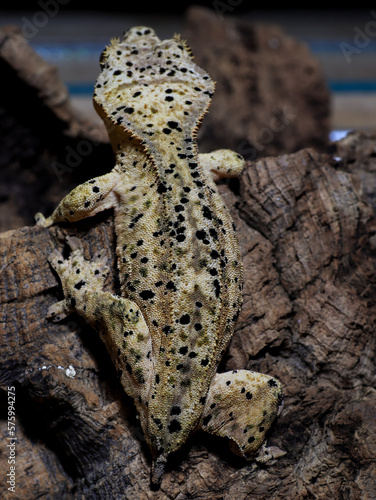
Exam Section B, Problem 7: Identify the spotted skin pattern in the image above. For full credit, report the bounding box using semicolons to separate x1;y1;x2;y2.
36;27;283;484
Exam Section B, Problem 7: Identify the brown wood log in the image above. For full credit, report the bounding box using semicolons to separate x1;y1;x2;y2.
1;141;376;498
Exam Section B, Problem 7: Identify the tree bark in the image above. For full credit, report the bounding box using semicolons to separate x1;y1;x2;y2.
1;140;376;498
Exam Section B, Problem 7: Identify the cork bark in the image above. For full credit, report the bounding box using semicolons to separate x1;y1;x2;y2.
1;19;376;500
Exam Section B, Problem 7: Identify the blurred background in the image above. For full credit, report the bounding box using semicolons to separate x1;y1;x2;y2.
1;3;376;141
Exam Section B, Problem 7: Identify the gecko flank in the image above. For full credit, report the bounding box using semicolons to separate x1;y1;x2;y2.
36;26;283;485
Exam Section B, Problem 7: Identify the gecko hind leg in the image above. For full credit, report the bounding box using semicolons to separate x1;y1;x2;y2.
199;369;283;459
47;236;109;321
46;235;154;426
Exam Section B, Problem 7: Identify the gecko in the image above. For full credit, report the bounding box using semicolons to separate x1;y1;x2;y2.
36;27;283;485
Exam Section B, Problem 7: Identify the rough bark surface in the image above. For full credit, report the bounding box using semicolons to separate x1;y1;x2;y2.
0;26;111;232
183;6;331;157
1;17;376;500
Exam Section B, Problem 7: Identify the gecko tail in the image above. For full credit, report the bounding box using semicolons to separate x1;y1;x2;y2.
151;455;167;487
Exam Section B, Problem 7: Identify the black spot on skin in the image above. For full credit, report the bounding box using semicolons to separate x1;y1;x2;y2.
74;280;86;290
202;414;212;427
92;186;100;193
166;281;176;291
199;396;206;405
202;206;213;220
246;392;253;400
210;250;220;259
162;325;171;335
139;290;155;300
113;69;122;75
155;374;160;384
179;314;190;325
268;379;278;387
168;419;182;433
167;120;179;129
153;417;163;430
163;128;171;134
196;230;207;241
157;183;168;194
194;323;202;331
201;357;209;367
248;436;255;444
179;346;188;355
188;351;197;358
226;380;231;386
170;406;181;415
213;279;221;297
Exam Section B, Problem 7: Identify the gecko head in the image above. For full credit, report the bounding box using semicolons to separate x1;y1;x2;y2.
93;25;215;146
98;26;160;70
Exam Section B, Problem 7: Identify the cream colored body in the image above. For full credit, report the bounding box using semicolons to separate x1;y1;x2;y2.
36;27;283;484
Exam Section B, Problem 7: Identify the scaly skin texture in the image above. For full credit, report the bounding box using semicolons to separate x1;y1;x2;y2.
36;27;283;485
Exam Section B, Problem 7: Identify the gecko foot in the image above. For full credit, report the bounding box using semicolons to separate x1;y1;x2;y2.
47;236;110;321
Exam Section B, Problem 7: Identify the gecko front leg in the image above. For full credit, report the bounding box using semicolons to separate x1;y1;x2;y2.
35;170;121;227
199;149;246;181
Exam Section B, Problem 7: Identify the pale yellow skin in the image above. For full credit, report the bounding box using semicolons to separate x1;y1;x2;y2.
36;27;283;484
